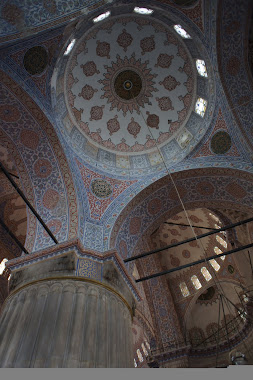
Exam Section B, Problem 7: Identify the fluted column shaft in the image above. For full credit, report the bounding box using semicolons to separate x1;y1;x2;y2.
0;278;134;368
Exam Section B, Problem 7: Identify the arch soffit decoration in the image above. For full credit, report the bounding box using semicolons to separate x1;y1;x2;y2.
217;0;253;153
110;167;253;257
0;131;35;255
0;70;78;249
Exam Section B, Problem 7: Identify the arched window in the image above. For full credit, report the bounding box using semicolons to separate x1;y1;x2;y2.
179;282;190;297
216;235;227;248
174;25;191;39
134;7;154;15
195;98;207;117
209;259;220;271
214;246;225;260
242;294;249;303
0;258;8;275
134;359;137;367
209;213;220;223
191;275;202;290
145;341;150;350
93;11;111;23
141;343;148;356
137;349;143;362
196;60;208;77
201;267;212;281
215;224;226;236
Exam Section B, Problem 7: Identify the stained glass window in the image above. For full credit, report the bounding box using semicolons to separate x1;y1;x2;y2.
191;275;202;290
137;349;143;362
216;235;227;248
134;7;154;15
0;258;8;275
195;97;207;117
196;59;208;77
93;11;111;23
179;282;190;297
141;343;148;356
201;267;212;281
174;25;191;39
209;259;220;271
134;359;137;367
214;246;225;260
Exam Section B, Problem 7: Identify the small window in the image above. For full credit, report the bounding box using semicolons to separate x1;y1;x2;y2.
145;341;150;350
214;246;225;260
216;235;227;248
174;25;191;39
137;349;143;362
134;358;137;367
0;258;8;275
191;275;202;290
215;224;226;236
134;7;154;15
238;308;247;322
242;294;249;303
195;97;207;117
196;59;208;77
141;343;148;356
201;267;212;281
209;213;220;223
209;259;220;271
93;11;111;23
180;282;190;297
64;39;76;56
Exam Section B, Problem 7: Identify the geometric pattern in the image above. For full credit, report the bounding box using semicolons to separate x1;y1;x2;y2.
76;258;102;281
76;158;136;220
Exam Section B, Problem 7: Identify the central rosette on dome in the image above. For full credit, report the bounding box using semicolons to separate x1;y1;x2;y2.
101;56;157;114
65;16;195;153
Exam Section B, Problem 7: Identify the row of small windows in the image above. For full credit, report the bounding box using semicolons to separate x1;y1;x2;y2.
134;341;150;367
179;213;228;297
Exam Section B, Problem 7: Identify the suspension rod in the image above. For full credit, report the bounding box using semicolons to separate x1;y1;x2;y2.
164;222;219;231
135;242;253;282
124;216;253;263
0;161;58;244
0;218;29;255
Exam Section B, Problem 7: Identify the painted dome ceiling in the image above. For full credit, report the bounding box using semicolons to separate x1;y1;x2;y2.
52;10;215;176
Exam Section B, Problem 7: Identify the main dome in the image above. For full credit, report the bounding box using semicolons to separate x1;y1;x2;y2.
52;9;215;176
65;16;195;154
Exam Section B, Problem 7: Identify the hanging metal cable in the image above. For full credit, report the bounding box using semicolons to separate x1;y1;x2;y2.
0;218;29;255
135;242;253;282
124;217;253;263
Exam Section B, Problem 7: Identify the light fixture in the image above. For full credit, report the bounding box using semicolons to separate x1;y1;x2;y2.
64;39;76;56
93;10;111;23
133;7;154;15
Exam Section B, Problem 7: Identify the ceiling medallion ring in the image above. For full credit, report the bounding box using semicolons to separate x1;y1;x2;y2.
100;55;157;116
113;68;144;102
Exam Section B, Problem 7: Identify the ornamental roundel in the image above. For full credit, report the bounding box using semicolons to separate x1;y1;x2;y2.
23;46;48;75
65;15;196;155
211;131;232;154
91;179;113;198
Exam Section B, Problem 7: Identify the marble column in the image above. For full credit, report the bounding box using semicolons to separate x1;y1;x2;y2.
0;247;136;368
